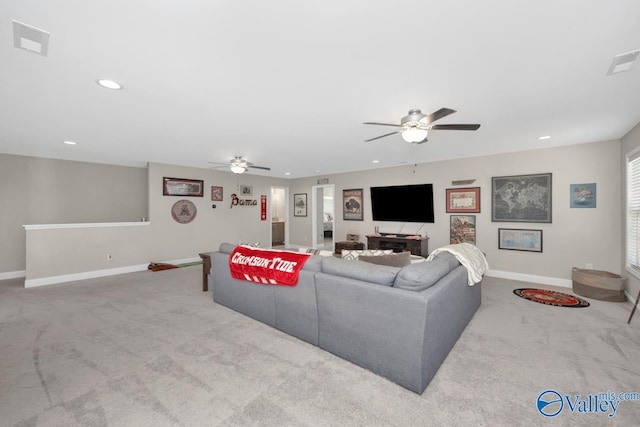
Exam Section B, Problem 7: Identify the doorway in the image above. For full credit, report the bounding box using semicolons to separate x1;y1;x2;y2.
270;186;288;248
311;184;335;249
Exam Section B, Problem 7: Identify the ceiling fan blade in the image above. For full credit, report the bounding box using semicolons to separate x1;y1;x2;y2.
430;124;481;131
365;131;401;142
248;165;271;171
363;122;403;128
421;108;456;125
208;161;229;166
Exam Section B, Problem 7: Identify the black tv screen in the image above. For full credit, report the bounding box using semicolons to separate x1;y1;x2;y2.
370;184;435;223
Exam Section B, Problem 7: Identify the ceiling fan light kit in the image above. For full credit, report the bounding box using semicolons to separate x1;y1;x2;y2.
402;127;429;143
364;107;480;144
209;156;271;174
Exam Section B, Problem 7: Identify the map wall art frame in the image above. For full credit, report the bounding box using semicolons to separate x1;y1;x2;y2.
491;173;552;223
498;228;543;252
446;187;480;213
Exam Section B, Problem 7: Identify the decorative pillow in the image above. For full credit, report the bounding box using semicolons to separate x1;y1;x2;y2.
298;248;333;257
341;249;393;261
299;247;320;255
359;251;412;267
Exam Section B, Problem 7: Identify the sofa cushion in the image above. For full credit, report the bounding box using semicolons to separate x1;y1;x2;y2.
359;251;412;267
321;256;400;287
394;252;461;291
219;242;237;254
301;255;323;272
341;249;393;261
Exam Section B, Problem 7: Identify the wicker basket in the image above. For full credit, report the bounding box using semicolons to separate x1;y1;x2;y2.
571;267;626;302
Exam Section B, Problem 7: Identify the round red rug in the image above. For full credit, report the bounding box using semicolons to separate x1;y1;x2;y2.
513;288;590;307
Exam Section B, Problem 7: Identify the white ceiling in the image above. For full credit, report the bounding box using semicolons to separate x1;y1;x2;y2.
1;1;640;178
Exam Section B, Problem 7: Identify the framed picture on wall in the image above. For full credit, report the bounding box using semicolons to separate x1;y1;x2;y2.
163;177;204;197
450;215;476;245
570;183;596;208
498;228;543;252
491;173;552;222
343;188;363;221
211;186;223;201
446;187;480;213
294;193;307;217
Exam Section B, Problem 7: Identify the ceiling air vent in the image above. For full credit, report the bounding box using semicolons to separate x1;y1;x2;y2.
607;49;640;75
12;20;50;56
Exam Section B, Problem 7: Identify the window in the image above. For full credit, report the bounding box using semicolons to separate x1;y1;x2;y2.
627;150;640;273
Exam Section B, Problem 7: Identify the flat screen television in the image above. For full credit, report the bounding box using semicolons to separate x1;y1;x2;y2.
370;183;434;223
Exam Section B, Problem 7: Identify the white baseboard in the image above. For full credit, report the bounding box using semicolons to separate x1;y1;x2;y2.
23;257;201;288
0;270;26;280
24;264;149;288
485;269;572;288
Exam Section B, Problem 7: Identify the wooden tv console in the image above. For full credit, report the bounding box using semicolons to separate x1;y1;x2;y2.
367;234;429;257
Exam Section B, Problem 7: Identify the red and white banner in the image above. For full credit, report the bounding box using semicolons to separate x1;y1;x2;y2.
229;246;311;286
261;195;267;220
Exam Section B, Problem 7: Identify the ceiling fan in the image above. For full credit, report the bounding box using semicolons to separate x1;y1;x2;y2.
364;108;480;144
209;156;271;174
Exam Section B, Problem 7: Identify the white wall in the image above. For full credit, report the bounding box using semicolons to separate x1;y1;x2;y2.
288;140;621;283
13;139;627;289
22;162;288;283
0;154;147;276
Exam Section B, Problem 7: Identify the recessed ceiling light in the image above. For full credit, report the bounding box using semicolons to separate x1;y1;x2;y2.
372;160;380;164
538;135;551;140
96;79;123;90
63;140;77;145
285;172;291;176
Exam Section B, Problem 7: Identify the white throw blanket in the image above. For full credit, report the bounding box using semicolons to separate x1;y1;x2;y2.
426;243;489;286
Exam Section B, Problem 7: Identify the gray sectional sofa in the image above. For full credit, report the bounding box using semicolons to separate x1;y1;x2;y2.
209;243;481;394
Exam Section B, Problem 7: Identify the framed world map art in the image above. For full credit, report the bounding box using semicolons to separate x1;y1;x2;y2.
491;173;552;223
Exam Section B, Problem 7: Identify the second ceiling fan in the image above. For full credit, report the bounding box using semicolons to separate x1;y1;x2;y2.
364;107;480;144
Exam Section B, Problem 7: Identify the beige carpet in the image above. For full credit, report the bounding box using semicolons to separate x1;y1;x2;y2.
1;267;639;426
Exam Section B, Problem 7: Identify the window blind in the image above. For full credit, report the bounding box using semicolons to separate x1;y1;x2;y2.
627;151;640;271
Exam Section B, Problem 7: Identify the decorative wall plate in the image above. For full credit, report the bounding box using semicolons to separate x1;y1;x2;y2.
171;199;197;224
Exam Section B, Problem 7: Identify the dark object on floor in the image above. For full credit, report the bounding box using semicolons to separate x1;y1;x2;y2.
513;288;590;308
629;288;640;324
148;262;178;271
571;267;625;302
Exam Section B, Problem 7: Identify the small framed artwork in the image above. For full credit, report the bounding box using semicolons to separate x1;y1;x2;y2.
294;193;307;217
446;187;481;213
492;173;552;223
343;188;363;221
346;233;360;242
450;215;476;245
163;177;204;197
498;228;543;252
211;186;223;201
570;183;596;208
240;185;253;196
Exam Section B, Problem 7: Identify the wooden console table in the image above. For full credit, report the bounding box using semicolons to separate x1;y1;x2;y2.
367;234;429;257
199;252;212;292
335;241;365;254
